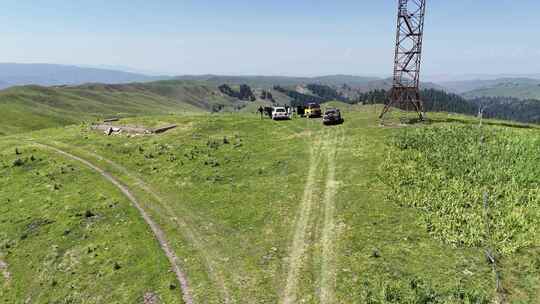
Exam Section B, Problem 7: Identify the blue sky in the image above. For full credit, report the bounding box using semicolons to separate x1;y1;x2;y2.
2;0;540;78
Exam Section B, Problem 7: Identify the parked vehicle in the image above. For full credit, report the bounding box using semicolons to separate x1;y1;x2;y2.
296;106;306;117
305;103;322;118
323;108;344;125
272;107;291;120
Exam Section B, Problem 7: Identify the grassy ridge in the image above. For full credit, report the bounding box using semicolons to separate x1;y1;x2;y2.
0;81;242;135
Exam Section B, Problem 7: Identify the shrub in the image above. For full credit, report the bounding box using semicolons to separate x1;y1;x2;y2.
12;158;24;167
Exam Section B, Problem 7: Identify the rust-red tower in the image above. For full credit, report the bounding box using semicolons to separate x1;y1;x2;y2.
380;0;427;120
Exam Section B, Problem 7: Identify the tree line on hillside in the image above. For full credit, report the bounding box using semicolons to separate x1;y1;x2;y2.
250;82;540;125
357;89;540;124
306;84;348;102
218;84;256;101
470;97;540;124
273;85;325;107
274;85;478;115
356;88;478;116
259;90;275;102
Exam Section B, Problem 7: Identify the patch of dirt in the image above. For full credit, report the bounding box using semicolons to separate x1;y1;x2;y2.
35;144;194;304
285;130;312;140
0;258;11;284
92;124;151;135
143;292;160;304
91;124;177;136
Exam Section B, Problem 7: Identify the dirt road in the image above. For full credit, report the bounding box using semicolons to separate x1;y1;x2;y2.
36;144;194;304
282;127;343;304
320;128;343;304
282;131;324;304
61;145;232;303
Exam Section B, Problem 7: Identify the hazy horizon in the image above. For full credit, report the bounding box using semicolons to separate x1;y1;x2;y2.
3;0;540;78
5;62;540;84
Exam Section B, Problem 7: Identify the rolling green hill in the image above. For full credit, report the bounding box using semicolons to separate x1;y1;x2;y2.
0;81;244;135
0;75;466;137
442;78;540;94
1;107;539;303
355;78;447;93
462;80;540;99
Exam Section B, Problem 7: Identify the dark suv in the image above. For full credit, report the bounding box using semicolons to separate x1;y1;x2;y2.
323;108;344;125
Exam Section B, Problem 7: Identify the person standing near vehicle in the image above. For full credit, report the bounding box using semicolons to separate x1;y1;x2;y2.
258;106;264;119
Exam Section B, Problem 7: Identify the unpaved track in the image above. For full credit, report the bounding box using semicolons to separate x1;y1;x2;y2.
38;141;232;304
68;146;232;304
320;128;342;304
131;184;232;303
35;144;194;304
282;130;324;304
281;127;343;304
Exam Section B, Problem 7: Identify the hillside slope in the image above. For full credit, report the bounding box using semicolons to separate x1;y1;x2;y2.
463;85;540;99
463;81;540;99
176;75;380;88
0;81;241;135
441;78;540;94
358;78;447;92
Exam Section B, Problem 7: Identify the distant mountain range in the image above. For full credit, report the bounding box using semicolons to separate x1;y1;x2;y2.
175;74;381;88
0;65;404;92
0;63;169;89
439;78;540;94
175;74;445;93
3;63;540;102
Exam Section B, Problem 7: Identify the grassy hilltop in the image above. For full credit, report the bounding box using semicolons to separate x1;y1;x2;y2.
1;105;540;303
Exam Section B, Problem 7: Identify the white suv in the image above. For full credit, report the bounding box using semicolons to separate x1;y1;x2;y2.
272;107;291;120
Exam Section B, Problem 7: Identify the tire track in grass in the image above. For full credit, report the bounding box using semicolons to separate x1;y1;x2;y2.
282;130;324;304
36;141;232;304
34;144;194;304
68;147;231;303
320;127;342;304
0;259;11;286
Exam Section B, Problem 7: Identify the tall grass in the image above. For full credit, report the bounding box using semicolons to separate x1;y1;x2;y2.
382;125;540;255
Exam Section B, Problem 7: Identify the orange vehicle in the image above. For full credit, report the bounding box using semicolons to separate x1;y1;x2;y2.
305;103;322;118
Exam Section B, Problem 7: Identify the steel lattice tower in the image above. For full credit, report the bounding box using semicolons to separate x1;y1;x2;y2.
380;0;427;120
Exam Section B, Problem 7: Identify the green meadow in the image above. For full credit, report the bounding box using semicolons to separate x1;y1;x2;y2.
1;104;539;303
